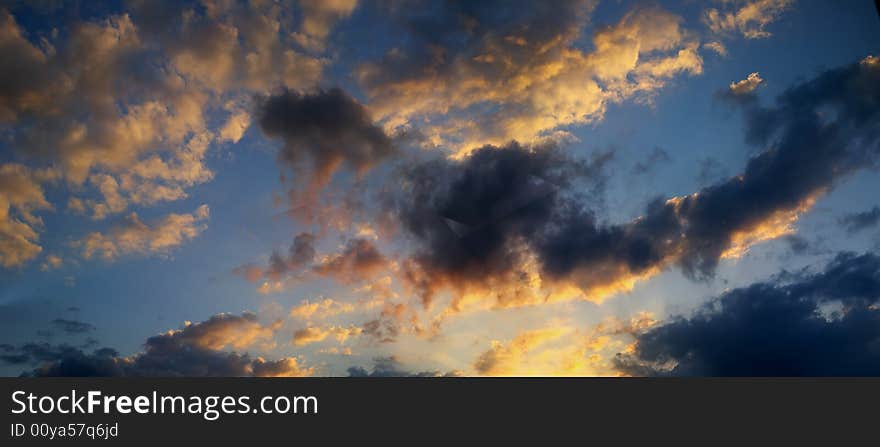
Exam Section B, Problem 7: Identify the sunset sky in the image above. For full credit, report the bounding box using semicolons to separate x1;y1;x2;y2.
1;0;879;376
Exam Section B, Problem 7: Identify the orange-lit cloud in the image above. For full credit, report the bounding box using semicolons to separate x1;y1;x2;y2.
357;3;703;153
704;0;795;39
292;324;363;346
472;314;656;376
0;164;58;267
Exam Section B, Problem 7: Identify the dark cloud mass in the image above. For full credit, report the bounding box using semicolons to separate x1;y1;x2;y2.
1;313;311;377
616;252;880;376
313;238;390;284
258;88;396;185
393;57;880;307
840;206;880;234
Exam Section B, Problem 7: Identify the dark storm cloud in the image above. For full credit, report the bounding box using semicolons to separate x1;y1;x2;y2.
394;141;611;305
394;56;880;304
258;88;396;185
2;313;312;377
616;252;880;376
840;206;880;234
347;356;460;377
51;318;95;334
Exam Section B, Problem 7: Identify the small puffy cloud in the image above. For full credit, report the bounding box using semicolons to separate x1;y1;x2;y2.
632;147;672;175
40;254;63;271
0;1;353;267
729;72;764;95
250;357;313;377
704;0;794;39
74;204;210;261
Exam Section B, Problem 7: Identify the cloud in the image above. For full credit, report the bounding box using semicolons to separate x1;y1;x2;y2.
236;235;390;294
313;238;391;284
3;312;313;377
153;312;280;351
0;1;355;267
294;0;359;51
632;147;672;174
728;72;764;95
391;56;880;313
703;41;728;56
257;88;396;187
839;206;880;234
243;232;316;283
74;204;210;260
1;10;214;200
704;0;795;39
616;252;880;376
289;298;356;320
0;163;57;267
51;319;95;334
356;1;702;152
473;327;574;376
541;54;880;282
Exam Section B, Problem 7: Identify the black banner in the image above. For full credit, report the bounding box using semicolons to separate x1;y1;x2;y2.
1;378;877;445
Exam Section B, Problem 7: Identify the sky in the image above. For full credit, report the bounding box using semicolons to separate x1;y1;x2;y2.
0;0;879;377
